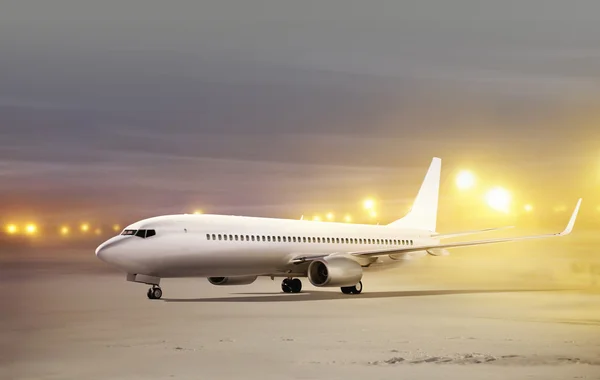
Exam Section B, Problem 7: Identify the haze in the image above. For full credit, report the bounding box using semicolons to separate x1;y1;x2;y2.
1;0;600;229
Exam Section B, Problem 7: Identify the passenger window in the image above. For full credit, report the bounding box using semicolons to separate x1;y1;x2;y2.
229;235;233;241
206;234;211;240
240;235;244;241
235;235;239;241
224;235;228;241
218;234;222;240
278;236;281;242
212;234;216;240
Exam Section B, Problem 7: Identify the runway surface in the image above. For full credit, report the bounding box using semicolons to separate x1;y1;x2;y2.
2;243;600;380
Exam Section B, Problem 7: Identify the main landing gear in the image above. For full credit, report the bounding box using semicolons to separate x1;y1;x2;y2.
281;278;302;293
147;285;163;300
341;281;363;295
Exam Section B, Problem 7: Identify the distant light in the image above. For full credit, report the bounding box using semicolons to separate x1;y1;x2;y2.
326;212;334;221
25;224;37;235
524;204;533;213
363;199;375;210
81;223;90;232
6;224;18;235
60;226;70;236
456;170;475;190
94;228;102;235
369;210;377;218
485;187;511;213
112;224;121;232
193;210;203;215
312;215;321;221
344;214;352;223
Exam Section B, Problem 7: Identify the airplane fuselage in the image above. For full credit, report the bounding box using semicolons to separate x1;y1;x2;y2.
96;214;434;278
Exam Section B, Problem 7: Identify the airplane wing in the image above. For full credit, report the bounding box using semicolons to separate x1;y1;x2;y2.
433;226;514;239
291;199;581;264
350;198;581;259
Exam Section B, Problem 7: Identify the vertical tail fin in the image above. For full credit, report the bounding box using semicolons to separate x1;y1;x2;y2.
387;157;441;232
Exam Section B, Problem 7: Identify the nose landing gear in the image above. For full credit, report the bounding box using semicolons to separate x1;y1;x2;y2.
281;278;302;293
147;286;163;300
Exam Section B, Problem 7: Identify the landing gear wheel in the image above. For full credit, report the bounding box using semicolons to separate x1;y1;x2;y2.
281;278;302;293
341;281;363;295
351;281;363;294
147;286;162;300
290;278;302;293
281;279;293;293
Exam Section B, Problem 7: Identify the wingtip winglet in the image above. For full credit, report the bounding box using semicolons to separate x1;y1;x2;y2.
559;198;582;236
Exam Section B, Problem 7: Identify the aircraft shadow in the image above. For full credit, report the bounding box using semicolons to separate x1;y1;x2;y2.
162;288;563;303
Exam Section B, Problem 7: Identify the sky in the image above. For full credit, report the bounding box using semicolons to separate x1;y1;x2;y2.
1;0;600;230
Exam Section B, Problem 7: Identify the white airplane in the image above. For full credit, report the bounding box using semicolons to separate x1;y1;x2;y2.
95;157;582;300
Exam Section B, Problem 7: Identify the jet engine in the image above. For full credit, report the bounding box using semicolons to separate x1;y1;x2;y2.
208;276;258;286
307;256;363;287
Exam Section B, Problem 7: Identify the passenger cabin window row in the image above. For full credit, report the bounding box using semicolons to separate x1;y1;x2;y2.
121;229;156;238
205;234;414;246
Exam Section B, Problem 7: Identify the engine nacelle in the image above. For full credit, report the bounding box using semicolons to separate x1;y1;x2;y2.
307;256;363;287
208;276;258;286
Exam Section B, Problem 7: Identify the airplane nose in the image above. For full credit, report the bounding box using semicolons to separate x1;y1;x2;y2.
95;236;123;262
95;241;109;260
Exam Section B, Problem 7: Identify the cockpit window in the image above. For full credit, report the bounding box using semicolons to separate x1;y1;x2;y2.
121;229;156;238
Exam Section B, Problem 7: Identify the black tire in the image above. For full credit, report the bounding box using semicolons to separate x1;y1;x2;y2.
147;288;155;299
341;281;363;295
152;287;163;300
340;286;352;294
290;278;302;293
281;279;292;293
351;281;363;294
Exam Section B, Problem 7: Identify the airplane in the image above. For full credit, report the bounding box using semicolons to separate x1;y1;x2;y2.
95;157;582;300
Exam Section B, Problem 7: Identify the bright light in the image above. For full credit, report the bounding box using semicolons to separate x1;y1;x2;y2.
312;215;321;221
485;187;511;213
456;170;475;190
25;224;37;235
524;204;533;213
112;224;121;232
193;210;203;215
344;214;352;223
369;210;377;218
81;223;90;232
363;199;375;210
326;212;334;221
6;224;18;235
60;226;70;236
